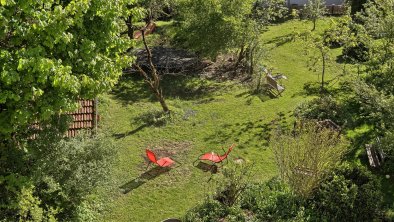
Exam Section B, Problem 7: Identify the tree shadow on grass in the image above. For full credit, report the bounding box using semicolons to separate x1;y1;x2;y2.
112;110;169;139
119;166;171;194
113;123;150;139
264;33;294;48
204;119;276;150
111;75;152;105
160;75;222;100
235;88;279;105
111;75;221;106
291;81;343;98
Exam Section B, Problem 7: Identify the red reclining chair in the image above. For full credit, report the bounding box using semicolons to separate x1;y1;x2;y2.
145;149;175;170
194;144;235;168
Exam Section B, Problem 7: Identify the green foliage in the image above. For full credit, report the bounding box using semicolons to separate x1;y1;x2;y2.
252;0;288;26
348;80;394;134
323;16;353;48
380;131;394;173
138;0;177;21
183;198;229;222
311;174;358;220
294;96;344;122
241;178;307;221
214;163;254;207
356;0;394;94
0;0;135;137
0;123;116;221
30;131;116;220
304;0;326;31
175;0;256;58
342;41;369;63
310;164;383;221
271;122;349;197
17;185;58;222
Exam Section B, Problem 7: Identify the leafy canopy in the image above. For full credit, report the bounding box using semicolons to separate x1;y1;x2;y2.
0;0;135;136
176;0;256;58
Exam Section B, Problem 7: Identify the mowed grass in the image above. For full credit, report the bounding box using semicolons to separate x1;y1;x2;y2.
98;18;345;222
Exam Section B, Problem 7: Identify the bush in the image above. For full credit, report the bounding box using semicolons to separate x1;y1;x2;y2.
252;0;289;25
240;178;308;221
29;130;116;221
294;96;343;123
214;163;254;207
271;122;349;198
183;198;229;222
380;131;394;174
309;164;383;221
342;41;369;63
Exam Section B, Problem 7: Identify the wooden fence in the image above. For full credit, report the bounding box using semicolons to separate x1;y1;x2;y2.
30;99;98;139
66;99;98;137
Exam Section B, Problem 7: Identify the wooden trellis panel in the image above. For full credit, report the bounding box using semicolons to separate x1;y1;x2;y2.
29;99;98;139
66;99;98;137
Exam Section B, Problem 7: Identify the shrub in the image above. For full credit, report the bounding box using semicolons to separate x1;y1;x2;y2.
214;163;254;207
223;207;247;222
240;178;307;221
380;131;394;174
29;130;116;220
342;41;369;63
294;96;343;123
309;164;383;221
271;122;349;197
310;174;358;220
183;198;228;222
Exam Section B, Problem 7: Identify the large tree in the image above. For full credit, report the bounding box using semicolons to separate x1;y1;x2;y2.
176;0;286;78
356;0;394;94
0;0;135;139
176;0;257;59
0;0;137;220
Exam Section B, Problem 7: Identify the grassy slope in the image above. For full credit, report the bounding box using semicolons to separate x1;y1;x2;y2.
98;19;343;222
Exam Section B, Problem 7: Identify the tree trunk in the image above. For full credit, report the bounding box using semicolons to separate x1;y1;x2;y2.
133;63;170;113
312;18;316;31
155;89;170;113
235;45;245;69
125;16;134;40
321;51;325;94
139;29;170;113
249;47;254;77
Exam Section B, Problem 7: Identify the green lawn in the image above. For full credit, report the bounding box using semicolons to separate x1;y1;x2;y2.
97;19;347;222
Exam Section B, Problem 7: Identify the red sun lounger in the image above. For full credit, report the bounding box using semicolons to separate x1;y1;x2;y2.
145;149;175;170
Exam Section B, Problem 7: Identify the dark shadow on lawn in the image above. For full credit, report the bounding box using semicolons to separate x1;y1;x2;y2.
291;81;343;98
161;75;221;100
119;166;171;194
111;75;152;105
194;161;218;174
204;119;274;150
111;75;220;106
204;113;291;149
236;88;278;104
113;124;150;139
113;110;170;139
264;33;294;48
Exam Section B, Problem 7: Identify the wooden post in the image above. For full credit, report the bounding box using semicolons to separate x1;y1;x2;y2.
94;97;98;133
